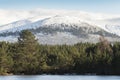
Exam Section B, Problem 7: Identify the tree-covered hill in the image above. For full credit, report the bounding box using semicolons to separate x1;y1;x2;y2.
0;30;120;75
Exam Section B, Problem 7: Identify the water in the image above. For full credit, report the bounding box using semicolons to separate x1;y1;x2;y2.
0;75;120;80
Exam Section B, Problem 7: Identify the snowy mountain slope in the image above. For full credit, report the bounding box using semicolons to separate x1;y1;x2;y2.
93;17;120;36
0;9;120;44
0;15;120;35
0;20;32;31
0;15;120;44
0;15;110;33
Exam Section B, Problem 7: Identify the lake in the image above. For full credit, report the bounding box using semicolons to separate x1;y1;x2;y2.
0;75;120;80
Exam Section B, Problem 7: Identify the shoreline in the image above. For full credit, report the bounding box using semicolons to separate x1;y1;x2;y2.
1;73;120;76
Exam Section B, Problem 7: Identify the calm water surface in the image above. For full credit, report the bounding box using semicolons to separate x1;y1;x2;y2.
0;75;120;80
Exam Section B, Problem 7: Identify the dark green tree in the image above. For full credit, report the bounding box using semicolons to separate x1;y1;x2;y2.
13;30;39;74
0;42;13;75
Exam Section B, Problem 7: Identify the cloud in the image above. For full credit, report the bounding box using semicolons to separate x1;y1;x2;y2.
0;8;120;26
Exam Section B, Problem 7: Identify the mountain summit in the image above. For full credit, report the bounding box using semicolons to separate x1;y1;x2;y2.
0;9;120;44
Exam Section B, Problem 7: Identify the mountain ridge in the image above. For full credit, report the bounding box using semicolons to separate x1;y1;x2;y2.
0;9;120;44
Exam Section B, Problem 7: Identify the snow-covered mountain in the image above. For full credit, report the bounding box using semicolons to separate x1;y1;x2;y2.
0;9;120;44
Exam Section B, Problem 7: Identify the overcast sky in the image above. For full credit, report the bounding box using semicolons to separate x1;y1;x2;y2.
0;0;120;13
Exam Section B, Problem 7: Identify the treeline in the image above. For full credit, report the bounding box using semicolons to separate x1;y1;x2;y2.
0;30;120;75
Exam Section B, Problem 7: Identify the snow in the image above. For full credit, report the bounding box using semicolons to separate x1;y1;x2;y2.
0;36;17;42
105;25;120;36
0;13;120;36
0;8;120;44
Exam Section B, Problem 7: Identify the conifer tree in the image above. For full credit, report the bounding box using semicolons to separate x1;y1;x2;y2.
0;42;13;74
14;30;39;74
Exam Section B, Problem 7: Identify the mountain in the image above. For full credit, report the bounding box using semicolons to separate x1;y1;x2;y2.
0;9;120;44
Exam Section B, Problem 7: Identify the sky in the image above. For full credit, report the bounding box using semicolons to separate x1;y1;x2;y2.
0;0;120;13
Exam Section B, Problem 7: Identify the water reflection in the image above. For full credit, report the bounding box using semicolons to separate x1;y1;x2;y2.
0;75;120;80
